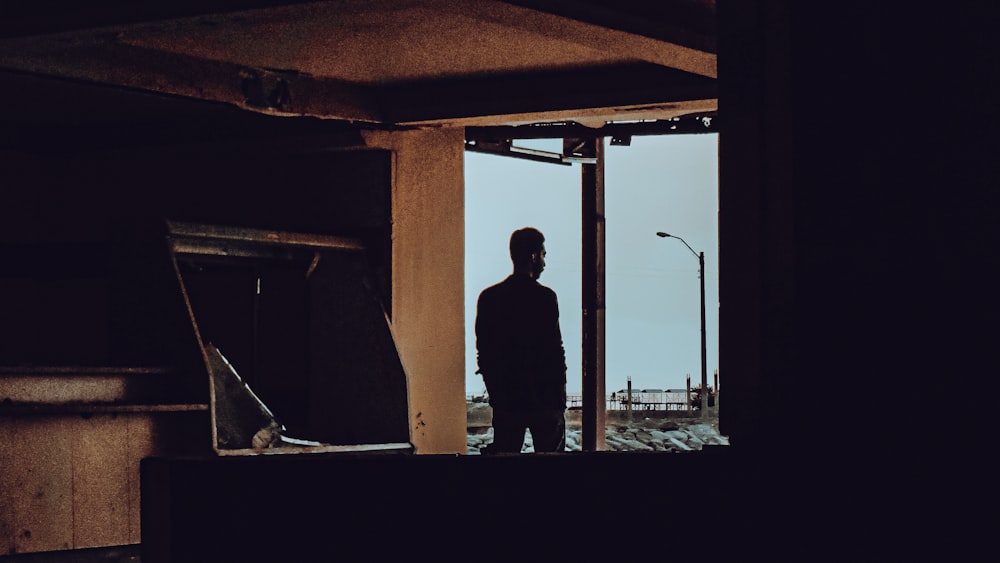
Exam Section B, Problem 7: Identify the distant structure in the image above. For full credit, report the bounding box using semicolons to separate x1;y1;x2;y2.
563;388;691;411
609;388;690;411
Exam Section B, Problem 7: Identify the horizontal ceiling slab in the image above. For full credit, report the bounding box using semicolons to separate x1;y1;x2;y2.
0;0;716;127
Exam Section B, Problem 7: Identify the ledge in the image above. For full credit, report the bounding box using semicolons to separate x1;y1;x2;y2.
0;366;173;376
0;403;209;415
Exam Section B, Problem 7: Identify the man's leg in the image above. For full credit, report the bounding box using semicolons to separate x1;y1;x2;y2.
489;408;528;453
527;409;566;452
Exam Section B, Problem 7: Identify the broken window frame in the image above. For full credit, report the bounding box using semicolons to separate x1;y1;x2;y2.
165;220;413;456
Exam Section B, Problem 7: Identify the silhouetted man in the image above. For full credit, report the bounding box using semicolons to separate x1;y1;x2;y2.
475;227;567;453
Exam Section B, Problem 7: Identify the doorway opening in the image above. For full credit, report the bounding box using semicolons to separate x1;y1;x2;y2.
464;133;721;453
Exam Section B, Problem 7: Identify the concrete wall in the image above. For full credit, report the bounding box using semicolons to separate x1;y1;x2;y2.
364;128;467;455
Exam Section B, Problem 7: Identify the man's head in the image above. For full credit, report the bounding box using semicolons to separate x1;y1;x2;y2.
509;227;546;279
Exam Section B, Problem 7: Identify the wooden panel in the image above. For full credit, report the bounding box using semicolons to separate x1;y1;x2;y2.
0;419;15;555
0;404;207;415
9;417;74;554
2;410;209;555
71;415;131;549
125;415;157;544
0;375;129;403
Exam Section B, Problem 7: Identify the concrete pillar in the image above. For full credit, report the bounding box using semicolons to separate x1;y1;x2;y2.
363;128;467;454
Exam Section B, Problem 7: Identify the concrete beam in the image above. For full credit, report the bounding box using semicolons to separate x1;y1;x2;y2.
0;35;381;122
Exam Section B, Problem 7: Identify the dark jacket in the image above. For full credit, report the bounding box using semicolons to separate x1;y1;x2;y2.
475;274;567;410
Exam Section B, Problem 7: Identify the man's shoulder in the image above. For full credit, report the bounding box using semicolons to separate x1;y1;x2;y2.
477;278;510;306
535;281;557;295
478;277;510;297
479;275;557;300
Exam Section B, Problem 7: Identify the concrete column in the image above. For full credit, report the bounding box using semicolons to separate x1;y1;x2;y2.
363;128;467;455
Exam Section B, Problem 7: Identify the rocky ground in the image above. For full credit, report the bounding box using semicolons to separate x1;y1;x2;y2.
466;402;729;454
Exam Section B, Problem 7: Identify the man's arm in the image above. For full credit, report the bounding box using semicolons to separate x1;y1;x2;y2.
474;292;492;376
474;290;502;401
543;289;568;408
549;289;567;376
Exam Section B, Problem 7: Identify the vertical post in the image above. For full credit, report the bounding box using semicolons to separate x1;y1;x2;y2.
699;251;708;417
714;369;720;411
581;137;606;451
626;376;633;418
686;374;691;413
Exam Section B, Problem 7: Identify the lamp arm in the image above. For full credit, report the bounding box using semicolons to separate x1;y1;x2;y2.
656;231;700;260
674;236;699;259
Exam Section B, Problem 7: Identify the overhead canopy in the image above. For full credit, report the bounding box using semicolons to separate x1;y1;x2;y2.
0;0;716;131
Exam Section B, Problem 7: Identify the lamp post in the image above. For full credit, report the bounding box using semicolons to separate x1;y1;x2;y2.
656;231;708;417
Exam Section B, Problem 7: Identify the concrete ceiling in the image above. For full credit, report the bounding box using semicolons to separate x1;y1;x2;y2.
0;0;716;132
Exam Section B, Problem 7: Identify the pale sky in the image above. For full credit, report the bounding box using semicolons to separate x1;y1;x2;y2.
464;133;719;396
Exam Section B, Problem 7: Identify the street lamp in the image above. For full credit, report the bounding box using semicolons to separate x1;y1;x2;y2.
656;231;708;417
